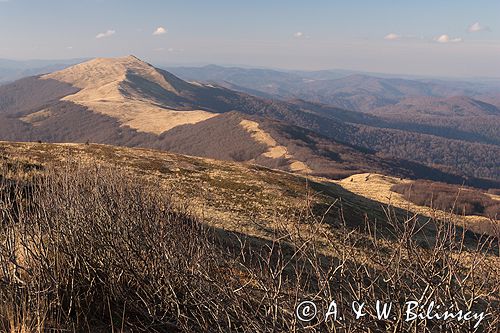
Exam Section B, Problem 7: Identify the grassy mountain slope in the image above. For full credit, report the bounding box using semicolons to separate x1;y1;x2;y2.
1;56;499;183
1;141;496;246
1;141;498;332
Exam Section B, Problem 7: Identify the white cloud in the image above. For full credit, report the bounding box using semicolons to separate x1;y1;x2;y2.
434;34;462;43
467;22;490;33
153;27;167;35
384;33;401;41
293;32;304;38
96;30;116;39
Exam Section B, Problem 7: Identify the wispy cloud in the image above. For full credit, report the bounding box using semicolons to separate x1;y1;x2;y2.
96;30;116;39
168;47;184;53
153;27;167;36
467;22;490;33
434;34;462;43
383;33;427;42
293;32;304;38
384;33;401;41
154;47;184;53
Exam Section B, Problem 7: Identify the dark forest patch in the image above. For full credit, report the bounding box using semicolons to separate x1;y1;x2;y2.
391;180;499;219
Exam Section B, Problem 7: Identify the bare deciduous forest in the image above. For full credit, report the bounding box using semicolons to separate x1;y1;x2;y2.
391;180;500;220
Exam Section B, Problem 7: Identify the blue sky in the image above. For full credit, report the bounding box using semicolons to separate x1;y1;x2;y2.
0;0;499;77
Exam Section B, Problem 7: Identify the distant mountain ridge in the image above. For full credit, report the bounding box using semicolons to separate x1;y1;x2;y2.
0;56;499;186
167;64;500;110
0;58;86;84
372;96;499;116
168;63;500;148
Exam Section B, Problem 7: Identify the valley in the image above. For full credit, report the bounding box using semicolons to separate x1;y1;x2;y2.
1;56;499;185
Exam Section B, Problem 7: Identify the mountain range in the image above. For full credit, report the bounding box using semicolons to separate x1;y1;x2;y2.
0;58;86;83
169;65;500;146
167;64;500;110
0;56;499;188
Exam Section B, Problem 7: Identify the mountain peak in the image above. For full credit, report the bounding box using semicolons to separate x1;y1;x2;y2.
35;56;219;134
124;54;141;61
42;55;181;96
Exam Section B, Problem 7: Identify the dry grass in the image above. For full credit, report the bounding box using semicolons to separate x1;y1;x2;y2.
0;154;498;332
42;56;178;94
40;56;217;134
239;119;312;173
0;142;326;240
77;100;217;135
337;173;499;237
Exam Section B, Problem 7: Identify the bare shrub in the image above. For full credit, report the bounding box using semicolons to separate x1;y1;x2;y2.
0;162;498;332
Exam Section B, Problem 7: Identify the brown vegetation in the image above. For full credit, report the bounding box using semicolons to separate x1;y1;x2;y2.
487;188;500;196
0;159;498;332
391;180;500;219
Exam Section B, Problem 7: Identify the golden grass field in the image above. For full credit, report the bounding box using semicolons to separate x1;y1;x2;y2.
1;141;497;248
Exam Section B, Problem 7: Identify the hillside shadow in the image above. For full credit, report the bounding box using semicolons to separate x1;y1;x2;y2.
307;179;498;255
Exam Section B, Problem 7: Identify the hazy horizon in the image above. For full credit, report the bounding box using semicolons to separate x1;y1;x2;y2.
3;55;500;82
1;0;499;78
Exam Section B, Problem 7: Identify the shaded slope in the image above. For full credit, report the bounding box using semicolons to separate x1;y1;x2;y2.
1;56;499;183
0;76;78;115
373;96;499;117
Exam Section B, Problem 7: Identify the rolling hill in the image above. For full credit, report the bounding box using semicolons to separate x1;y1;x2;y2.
168;64;500;178
169;65;500;147
372;96;499;117
167;65;500;111
1;56;499;185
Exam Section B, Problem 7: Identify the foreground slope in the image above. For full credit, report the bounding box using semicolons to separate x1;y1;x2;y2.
0;141;392;237
1;141;498;332
1;141;497;239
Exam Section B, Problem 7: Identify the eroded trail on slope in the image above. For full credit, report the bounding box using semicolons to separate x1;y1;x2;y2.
239;119;311;173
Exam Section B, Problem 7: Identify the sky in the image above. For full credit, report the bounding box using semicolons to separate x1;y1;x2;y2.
0;0;499;78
